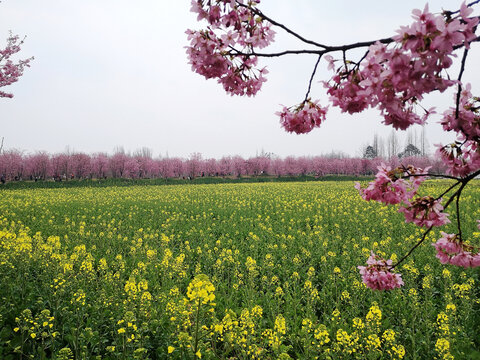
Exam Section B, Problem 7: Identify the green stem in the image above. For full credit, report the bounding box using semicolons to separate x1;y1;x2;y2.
193;297;201;356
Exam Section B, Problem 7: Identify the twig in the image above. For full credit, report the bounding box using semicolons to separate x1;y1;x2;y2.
436;180;461;200
235;1;329;49
304;55;322;102
456;189;463;241
455;47;470;119
444;0;480;16
391;226;434;269
228;36;394;59
391;168;480;269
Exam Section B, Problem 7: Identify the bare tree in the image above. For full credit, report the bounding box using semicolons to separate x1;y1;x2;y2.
420;126;428;156
387;130;399;159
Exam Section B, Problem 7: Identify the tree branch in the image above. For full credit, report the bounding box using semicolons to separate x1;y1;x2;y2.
235;1;329;49
391;226;434;269
455;47;470;119
391;167;480;269
228;37;394;59
444;0;480;16
304;55;322;102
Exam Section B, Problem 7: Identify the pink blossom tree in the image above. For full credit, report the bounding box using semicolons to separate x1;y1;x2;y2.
91;153;110;179
109;151;128;178
123;157;140;179
70;153;92;179
25;152;51;180
0;149;23;180
51;153;72;179
188;1;480;290
1;31;32;98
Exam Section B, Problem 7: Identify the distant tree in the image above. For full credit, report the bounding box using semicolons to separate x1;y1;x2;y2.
109;152;128;178
91;153;109;179
124;157;140;179
25;152;51;180
399;143;421;158
387;130;399;159
71;153;91;179
0;149;23;180
186;152;203;178
363;145;377;159
51;153;71;179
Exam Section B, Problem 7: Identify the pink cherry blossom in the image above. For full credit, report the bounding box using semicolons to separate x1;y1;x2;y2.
277;100;328;134
399;196;450;227
0;33;33;98
358;252;404;290
186;0;275;96
441;84;480;142
436;141;480;178
355;164;427;205
324;3;477;131
433;232;480;268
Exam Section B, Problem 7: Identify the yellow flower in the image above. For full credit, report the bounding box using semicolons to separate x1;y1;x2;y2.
118;328;125;334
186;274;215;305
274;314;286;335
168;346;175;353
435;338;450;353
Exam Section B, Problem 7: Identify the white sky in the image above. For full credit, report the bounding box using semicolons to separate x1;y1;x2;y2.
1;1;479;159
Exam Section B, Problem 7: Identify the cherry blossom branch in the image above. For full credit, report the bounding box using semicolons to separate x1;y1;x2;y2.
444;0;480;16
390;226;434;269
401;170;460;181
234;1;329;49
455;47;470;119
304;55;322;102
456;187;463;240
228;37;394;58
391;168;480;269
227;48;322;57
436;180;461;199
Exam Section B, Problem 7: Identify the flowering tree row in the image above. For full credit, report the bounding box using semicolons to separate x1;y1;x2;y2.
187;0;480;289
0;150;442;181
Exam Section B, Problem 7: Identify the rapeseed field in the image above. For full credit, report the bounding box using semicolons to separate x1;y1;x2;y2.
0;181;479;359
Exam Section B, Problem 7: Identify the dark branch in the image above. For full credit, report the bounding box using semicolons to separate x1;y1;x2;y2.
235;1;329;49
456;188;463;241
391;226;434;269
228;37;394;58
455;47;470;119
444;0;480;16
436;180;461;200
391;167;480;269
228;48;323;57
304;55;322;102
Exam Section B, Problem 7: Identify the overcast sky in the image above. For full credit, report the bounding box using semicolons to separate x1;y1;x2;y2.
1;1;479;159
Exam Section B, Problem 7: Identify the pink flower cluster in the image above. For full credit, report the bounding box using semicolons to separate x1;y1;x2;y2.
437;83;480;177
399;196;450;228
276;100;328;134
186;0;274;96
0;33;32;98
436;140;480;178
325;3;478;130
358;252;404;290
356;165;451;227
355;164;426;205
433;232;480;268
441;84;480;142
